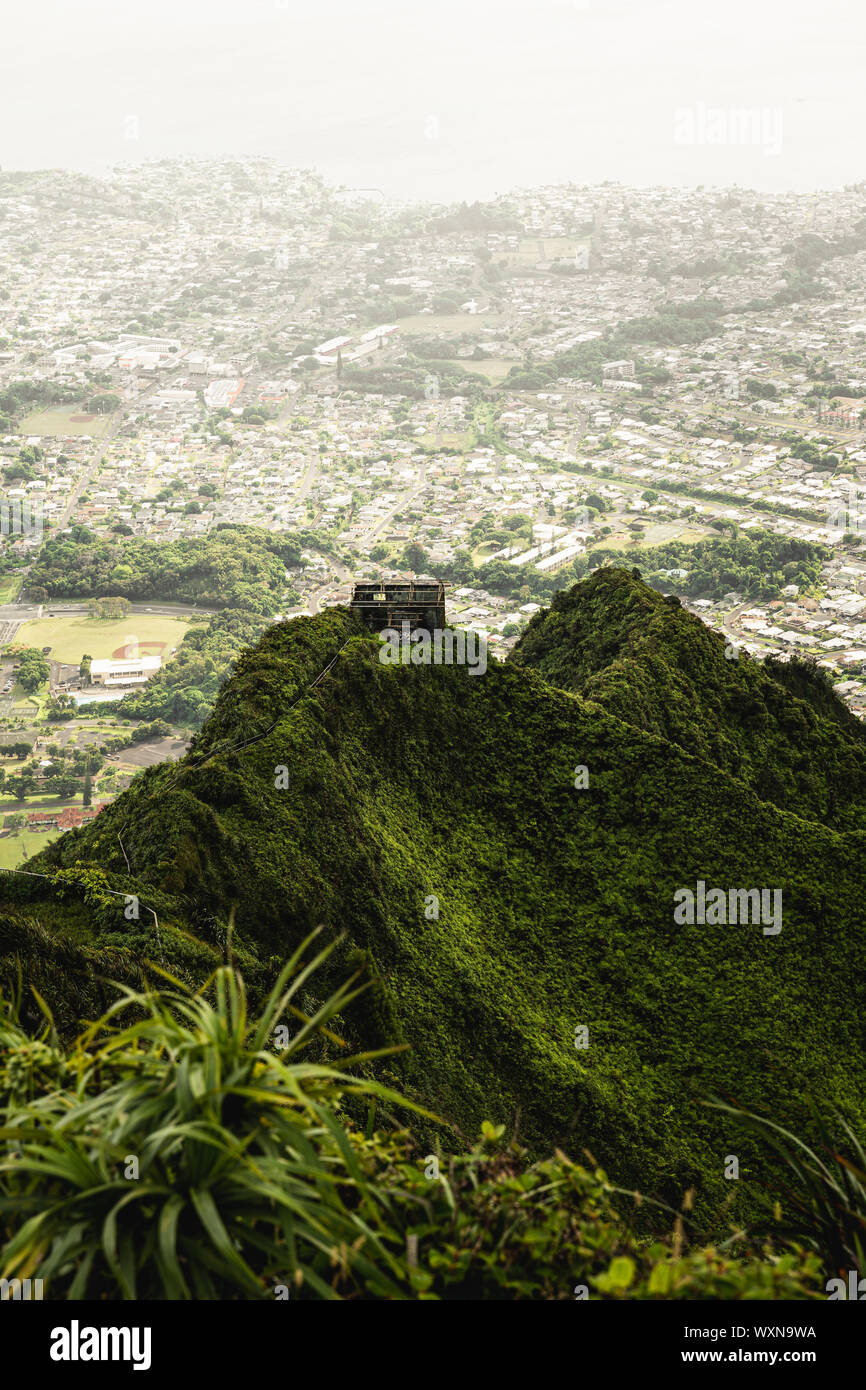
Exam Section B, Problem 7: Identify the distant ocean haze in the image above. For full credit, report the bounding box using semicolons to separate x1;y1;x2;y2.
0;0;863;198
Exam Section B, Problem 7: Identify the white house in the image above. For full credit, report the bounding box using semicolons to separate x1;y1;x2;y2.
89;656;162;688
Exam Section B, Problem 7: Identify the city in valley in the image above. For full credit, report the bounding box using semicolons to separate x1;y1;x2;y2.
1;159;866;862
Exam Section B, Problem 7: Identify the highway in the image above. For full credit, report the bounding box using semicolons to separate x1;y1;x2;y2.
0;599;208;625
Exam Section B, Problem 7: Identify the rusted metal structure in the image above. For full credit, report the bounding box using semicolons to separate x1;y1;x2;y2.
350;579;446;634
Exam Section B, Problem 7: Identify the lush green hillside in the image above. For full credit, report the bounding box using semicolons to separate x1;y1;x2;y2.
1;570;863;1236
27;524;310;614
510;566;866;831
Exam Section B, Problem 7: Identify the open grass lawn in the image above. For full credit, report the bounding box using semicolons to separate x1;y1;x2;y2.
17;407;112;438
0;574;23;603
13;614;189;664
641;521;696;544
439;357;516;382
418;429;474;450
0;792;85;808
602;520;720;552
647;521;719;544
10;688;43;715
0;828;62;868
610;521;720;549
67;721;123;735
396;313;504;334
603;530;640;550
674;523;720;541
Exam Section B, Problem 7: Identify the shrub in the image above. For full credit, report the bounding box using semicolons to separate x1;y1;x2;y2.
357;1127;824;1300
711;1100;866;1279
0;930;417;1300
0;944;826;1300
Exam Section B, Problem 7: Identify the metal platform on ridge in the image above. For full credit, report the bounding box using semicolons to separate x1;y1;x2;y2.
349;579;446;634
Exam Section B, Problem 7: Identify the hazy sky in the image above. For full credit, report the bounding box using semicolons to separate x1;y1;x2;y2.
2;0;864;200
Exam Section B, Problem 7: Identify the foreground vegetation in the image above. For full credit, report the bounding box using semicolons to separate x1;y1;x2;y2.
0;942;827;1300
0;568;863;1276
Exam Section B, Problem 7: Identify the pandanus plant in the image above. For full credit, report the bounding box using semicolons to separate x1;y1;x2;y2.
0;926;425;1300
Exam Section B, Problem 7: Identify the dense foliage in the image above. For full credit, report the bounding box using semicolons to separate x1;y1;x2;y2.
510;567;866;829
4;573;863;1240
361;1131;823;1301
27;525;306;614
0;955;825;1301
0;939;417;1300
709;1101;866;1280
585;531;827;601
15;646;50;692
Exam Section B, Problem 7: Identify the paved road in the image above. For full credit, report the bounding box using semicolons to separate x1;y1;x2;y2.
296;453;320;504
362;459;431;545
308;560;353;614
0;599;208;623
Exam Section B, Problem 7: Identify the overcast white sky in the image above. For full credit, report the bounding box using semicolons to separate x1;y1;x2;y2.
1;0;864;199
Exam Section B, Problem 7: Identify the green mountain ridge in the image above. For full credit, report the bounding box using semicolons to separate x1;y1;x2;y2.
511;567;866;829
2;568;864;1229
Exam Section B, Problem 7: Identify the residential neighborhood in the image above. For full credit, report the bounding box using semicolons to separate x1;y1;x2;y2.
2;160;866;753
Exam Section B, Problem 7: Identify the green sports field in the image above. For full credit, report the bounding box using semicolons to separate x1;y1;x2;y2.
0;828;61;868
17;407;112;438
12;614;189;664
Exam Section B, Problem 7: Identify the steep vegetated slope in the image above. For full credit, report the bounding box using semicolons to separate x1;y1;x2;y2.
1;571;864;1230
510;566;866;829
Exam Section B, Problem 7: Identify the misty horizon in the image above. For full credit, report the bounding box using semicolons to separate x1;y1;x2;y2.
2;0;865;201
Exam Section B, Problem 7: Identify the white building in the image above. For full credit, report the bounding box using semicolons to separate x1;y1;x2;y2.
602;360;636;380
89;656;162;688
